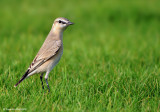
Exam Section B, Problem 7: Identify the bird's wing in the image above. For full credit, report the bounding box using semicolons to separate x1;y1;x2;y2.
14;39;61;87
28;40;62;73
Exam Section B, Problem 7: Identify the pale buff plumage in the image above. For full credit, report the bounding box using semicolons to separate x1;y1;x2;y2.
14;17;73;91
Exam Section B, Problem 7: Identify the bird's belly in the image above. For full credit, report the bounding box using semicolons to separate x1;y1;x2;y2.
48;53;62;71
36;50;63;73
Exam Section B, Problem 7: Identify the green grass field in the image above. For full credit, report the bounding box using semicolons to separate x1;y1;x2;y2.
0;0;160;111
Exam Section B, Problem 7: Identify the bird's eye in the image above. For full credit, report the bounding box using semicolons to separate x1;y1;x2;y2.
59;20;62;23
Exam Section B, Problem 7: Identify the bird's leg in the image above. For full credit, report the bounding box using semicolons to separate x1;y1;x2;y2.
45;72;50;92
40;73;44;89
45;78;50;92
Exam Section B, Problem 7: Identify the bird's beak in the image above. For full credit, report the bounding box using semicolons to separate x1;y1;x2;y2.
67;22;74;25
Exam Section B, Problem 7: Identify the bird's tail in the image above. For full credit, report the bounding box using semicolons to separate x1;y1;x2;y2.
14;69;30;87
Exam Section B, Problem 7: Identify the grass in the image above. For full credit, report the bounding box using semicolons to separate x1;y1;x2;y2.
0;0;160;111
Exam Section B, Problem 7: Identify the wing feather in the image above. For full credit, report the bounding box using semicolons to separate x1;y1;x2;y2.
28;40;62;73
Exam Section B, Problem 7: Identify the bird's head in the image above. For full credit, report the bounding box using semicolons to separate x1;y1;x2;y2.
53;17;74;32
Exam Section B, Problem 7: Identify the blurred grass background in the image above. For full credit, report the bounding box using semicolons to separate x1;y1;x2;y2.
0;0;160;111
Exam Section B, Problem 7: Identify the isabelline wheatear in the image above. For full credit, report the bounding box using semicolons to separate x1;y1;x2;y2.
14;17;74;91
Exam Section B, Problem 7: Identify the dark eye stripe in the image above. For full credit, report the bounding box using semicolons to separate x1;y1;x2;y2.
59;20;66;24
62;21;66;24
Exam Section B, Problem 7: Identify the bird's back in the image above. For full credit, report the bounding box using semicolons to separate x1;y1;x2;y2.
27;31;63;75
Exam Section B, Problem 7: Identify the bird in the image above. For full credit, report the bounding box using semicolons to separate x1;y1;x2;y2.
14;17;74;92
